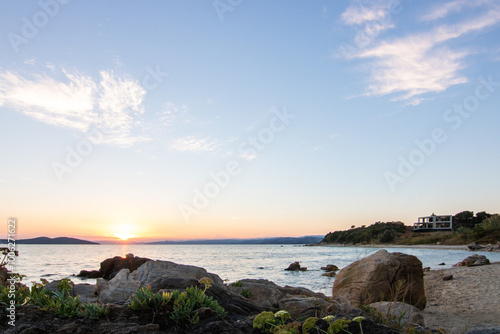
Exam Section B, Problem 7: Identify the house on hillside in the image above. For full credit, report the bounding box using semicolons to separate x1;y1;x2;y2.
413;214;453;232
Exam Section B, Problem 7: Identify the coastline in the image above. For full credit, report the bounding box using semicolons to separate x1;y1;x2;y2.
315;243;469;251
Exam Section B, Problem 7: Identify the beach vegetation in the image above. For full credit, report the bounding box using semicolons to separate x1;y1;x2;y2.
128;283;227;326
231;280;243;287
241;288;252;298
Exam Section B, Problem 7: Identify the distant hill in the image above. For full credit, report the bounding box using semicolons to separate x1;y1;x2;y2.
148;236;324;245
0;237;99;245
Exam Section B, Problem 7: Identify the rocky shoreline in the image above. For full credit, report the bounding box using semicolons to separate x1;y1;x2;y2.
1;251;499;333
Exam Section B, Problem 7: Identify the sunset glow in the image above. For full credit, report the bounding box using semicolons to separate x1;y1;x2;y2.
1;1;499;242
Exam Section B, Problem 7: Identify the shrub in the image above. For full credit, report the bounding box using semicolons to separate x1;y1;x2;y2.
241;288;252;298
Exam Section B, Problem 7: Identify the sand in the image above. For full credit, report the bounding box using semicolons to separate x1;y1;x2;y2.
423;262;500;334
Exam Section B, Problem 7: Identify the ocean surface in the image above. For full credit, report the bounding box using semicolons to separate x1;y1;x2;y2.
7;244;500;296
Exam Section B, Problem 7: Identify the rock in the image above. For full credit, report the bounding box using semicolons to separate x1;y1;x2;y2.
284;261;307;271
465;326;500;334
467;243;486;251
73;283;98;303
438;262;445;266
134;260;223;286
331;249;426;309
97;269;142;304
423;267;431;272
278;296;330;318
97;260;224;304
99;254;151;280
40;280;97;303
368;301;425;328
227;279;285;309
77;269;102;278
442;275;453;281
454;254;490;267
204;283;262;316
321;264;339;271
322;271;336;277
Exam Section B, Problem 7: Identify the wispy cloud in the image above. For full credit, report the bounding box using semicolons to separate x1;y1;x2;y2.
344;4;500;104
168;136;219;153
159;102;188;127
420;0;494;21
0;67;148;146
341;0;397;33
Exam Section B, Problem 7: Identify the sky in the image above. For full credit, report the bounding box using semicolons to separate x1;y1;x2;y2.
1;0;499;242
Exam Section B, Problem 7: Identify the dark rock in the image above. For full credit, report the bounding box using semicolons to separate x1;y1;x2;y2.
322;271;336;277
467;243;486;251
454;254;490;267
99;254;151;280
442;275;453;281
321;264;339;271
149;277;199;292
423;267;431;272
438;262;445;266
77;269;102;278
332;249;426;310
284;261;307;271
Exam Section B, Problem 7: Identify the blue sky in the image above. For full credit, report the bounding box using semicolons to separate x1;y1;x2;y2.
1;0;499;241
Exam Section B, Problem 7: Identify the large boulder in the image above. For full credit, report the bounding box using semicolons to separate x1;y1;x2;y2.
331;249;426;310
97;260;223;304
227;279;329;310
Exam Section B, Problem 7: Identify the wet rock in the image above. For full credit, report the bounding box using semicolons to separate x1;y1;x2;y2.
76;269;102;278
321;264;339;271
284;261;307;271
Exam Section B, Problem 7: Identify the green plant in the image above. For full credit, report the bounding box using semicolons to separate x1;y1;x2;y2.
253;311;277;333
42;290;82;318
361;305;407;331
480;214;500;232
302;317;318;333
327;318;351;334
80;302;108;319
231;280;243;287
353;316;365;334
241;288;252;298
129;286;166;311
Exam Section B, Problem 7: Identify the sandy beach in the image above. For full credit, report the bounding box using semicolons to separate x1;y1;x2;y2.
423;261;500;334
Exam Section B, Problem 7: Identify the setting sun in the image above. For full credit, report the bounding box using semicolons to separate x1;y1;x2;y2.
111;224;137;241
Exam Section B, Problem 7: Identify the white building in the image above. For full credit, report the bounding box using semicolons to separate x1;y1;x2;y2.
413;214;453;231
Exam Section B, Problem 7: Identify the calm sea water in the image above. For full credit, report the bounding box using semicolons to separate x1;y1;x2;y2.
6;244;500;296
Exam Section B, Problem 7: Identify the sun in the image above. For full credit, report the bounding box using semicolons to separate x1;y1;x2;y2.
111;224;136;241
114;232;134;240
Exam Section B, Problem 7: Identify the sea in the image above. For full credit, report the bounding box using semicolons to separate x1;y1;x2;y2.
7;244;500;296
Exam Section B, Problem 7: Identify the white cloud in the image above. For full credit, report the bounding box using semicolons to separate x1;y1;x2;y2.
159;102;188;127
341;2;392;25
420;0;493;21
168;136;219;153
0;67;148;146
350;7;500;104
